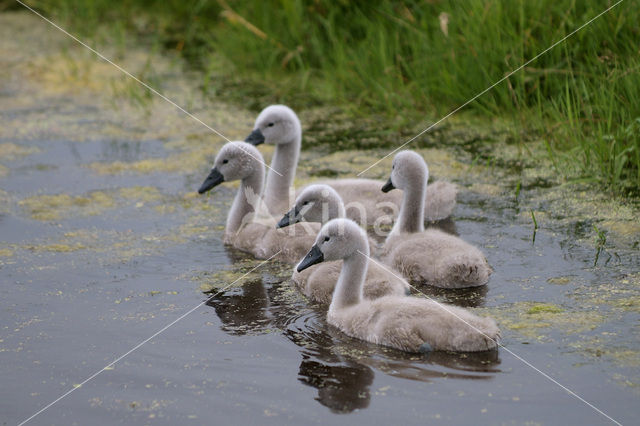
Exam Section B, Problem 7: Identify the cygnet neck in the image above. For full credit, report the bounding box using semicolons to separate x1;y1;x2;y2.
226;165;264;237
392;175;426;235
263;138;299;215
329;240;369;311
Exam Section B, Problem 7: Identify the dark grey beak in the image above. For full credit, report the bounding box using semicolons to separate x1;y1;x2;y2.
198;168;224;194
381;177;395;193
297;245;324;272
276;206;301;229
244;129;265;146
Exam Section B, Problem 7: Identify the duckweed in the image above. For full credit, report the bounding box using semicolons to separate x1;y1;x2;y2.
88;151;208;175
0;248;14;257
118;186;163;202
28;243;87;253
546;276;573;285
479;302;604;340
17;187;174;221
19;192;117;221
570;336;640;368
526;304;564;314
571;276;640;314
0;142;40;159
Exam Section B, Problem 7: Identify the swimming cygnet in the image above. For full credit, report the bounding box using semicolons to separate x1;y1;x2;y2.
380;150;491;288
197;141;318;264
297;218;500;352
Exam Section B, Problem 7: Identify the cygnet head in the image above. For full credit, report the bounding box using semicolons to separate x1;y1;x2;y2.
381;150;429;193
244;105;301;146
198;142;264;194
297;219;367;272
276;184;345;228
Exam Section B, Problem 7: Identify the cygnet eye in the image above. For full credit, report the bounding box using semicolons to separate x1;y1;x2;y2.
222;159;228;164
267;122;275;127
324;236;330;242
302;201;309;206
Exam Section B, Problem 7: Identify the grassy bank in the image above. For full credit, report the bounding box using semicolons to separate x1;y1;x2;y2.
11;0;640;196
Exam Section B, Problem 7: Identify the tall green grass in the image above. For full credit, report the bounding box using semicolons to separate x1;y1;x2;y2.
16;0;640;195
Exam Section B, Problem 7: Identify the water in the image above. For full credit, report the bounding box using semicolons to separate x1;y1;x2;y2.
1;11;639;426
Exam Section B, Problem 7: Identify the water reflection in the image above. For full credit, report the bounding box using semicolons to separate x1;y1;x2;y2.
205;278;271;335
100;139;144;162
204;254;501;413
367;349;501;381
298;357;374;413
320;325;500;382
285;322;374;413
416;285;489;308
426;217;458;236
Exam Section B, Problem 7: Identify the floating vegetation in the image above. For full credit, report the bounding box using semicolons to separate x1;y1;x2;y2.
571;275;640;314
27;243;87;253
17;186;172;221
546;276;573;286
192;267;262;294
526;304;563;314
88;152;199;175
177;224;210;238
13;225;196;264
478;302;604;340
19;192;116;221
0;142;40;159
569;336;640;368
0;248;14;257
118;186;163;203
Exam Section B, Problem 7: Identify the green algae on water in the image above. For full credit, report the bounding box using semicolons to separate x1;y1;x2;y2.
526;304;563;314
19;192;116;221
546;276;573;285
17;187;172;221
0;142;40;159
118;186;163;202
0;248;14;257
571;274;640;314
478;302;604;340
27;243;87;253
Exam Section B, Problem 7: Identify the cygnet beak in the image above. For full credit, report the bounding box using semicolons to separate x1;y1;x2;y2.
297;244;324;272
276;206;301;229
244;129;265;146
381;177;395;193
198;168;225;194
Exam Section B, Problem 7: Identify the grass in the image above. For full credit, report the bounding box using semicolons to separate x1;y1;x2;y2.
9;0;640;196
593;224;608;266
530;209;538;243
